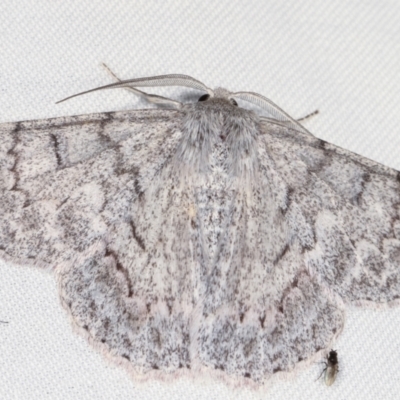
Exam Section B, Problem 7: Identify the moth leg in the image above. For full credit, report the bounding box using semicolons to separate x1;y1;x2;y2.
296;109;319;122
101;63;182;108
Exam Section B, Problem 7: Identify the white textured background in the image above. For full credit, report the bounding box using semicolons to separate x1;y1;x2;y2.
1;1;400;399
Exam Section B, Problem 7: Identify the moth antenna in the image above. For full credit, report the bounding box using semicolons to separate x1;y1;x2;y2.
231;91;314;136
100;63;182;108
56;74;214;104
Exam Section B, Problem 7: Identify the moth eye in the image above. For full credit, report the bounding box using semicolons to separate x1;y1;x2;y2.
230;98;238;106
198;94;210;102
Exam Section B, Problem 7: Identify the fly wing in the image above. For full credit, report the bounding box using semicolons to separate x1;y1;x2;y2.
325;364;339;386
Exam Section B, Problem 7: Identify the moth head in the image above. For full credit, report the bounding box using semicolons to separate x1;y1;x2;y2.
198;89;238;107
55;72;306;134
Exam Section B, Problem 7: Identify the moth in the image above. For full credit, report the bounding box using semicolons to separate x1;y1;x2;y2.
1;69;399;387
317;350;339;386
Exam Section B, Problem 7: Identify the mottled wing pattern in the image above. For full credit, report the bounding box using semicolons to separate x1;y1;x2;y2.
2;99;399;386
0;109;183;267
58;109;345;383
261;121;400;306
189;117;400;381
58;164;203;374
195;130;345;381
